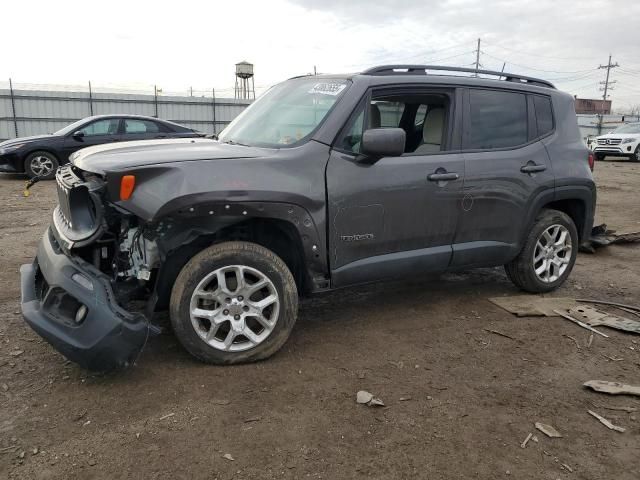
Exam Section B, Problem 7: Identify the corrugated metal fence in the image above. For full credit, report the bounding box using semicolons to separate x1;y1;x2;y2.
577;114;640;141
0;82;252;141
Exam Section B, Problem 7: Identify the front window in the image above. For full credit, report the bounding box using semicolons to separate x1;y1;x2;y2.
613;123;640;134
218;78;350;148
77;119;120;136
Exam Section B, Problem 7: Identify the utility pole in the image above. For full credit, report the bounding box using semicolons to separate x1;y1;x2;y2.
597;54;619;134
474;38;481;76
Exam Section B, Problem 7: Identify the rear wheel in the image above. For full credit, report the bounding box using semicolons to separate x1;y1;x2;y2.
505;209;578;293
24;151;59;179
169;241;298;365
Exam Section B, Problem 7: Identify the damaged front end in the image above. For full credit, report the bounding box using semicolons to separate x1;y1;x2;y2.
20;165;160;370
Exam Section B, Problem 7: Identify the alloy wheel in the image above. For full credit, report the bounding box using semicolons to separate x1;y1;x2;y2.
189;265;280;352
29;155;54;177
532;224;572;283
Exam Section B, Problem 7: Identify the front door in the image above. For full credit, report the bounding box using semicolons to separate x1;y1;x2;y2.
451;88;555;267
326;88;464;287
62;117;122;161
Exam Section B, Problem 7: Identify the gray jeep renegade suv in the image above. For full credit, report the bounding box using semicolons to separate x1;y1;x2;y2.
20;65;596;370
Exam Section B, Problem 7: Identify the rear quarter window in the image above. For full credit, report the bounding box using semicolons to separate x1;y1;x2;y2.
466;89;528;150
533;96;554;137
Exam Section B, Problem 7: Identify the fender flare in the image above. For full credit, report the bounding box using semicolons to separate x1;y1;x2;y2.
523;185;596;244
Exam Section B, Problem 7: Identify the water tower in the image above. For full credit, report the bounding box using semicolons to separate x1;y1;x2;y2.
235;61;255;100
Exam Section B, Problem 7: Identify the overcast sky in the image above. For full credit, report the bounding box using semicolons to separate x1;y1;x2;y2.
2;0;639;109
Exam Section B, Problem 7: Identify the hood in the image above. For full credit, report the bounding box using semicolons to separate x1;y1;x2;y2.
71;138;271;174
0;134;54;147
598;132;640;139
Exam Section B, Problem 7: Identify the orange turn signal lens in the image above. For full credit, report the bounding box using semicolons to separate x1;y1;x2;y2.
120;175;136;200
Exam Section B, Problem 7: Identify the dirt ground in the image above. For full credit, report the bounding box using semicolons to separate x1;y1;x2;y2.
0;159;639;480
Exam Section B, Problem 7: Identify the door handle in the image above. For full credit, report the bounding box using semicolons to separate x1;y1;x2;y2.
155;135;167;139
520;164;546;174
428;172;459;181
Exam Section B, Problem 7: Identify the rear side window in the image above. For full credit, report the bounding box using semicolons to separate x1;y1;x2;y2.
124;119;161;134
466;90;528;149
533;96;554;137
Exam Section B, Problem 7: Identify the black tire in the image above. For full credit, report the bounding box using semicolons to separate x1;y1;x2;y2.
632;145;640;162
24;151;59;180
595;153;605;161
505;209;578;293
169;241;298;365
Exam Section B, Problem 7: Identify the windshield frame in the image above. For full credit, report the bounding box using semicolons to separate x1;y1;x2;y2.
218;77;352;149
613;123;640;135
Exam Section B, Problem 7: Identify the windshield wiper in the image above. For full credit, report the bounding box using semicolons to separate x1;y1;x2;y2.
222;140;250;147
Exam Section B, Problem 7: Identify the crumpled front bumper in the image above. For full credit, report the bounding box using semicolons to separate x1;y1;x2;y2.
20;228;151;371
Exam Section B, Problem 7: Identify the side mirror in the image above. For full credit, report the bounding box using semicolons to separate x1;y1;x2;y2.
359;128;406;161
72;131;85;139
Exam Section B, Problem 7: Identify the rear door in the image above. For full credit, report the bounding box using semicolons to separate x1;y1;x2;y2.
451;88;554;267
61;117;122;160
326;87;465;287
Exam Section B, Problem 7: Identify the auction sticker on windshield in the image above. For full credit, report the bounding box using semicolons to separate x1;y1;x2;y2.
308;83;347;96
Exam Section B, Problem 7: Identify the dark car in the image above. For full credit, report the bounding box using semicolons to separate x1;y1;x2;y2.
20;65;596;370
0;114;203;179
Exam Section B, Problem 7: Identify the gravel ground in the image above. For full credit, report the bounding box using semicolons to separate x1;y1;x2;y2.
0;159;639;480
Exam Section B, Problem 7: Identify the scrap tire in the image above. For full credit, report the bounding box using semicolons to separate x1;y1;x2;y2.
169;241;298;365
505;209;578;293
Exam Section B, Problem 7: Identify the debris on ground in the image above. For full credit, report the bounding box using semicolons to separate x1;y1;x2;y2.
591;402;637;413
520;432;533;448
569;305;640;334
563;334;581;349
159;413;175;421
483;328;519;342
535;422;562;438
587;410;626;433
9;350;24;357
223;453;234;461
356;390;385;407
584;380;640;397
489;296;577;317
576;298;640;317
561;463;574;473
588;224;640;248
553;310;608;337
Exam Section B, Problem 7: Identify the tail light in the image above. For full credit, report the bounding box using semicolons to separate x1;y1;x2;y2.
119;175;136;200
587;152;594;172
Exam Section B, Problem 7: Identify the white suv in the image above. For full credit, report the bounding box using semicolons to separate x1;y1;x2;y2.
591;122;640;162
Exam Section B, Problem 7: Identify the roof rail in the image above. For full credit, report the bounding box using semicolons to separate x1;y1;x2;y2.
361;65;555;89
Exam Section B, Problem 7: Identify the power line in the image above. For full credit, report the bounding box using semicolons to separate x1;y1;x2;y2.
481;40;594;61
481;51;594;74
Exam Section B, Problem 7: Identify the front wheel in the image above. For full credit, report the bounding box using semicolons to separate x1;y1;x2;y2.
505;209;578;293
24;151;59;179
169;241;298;365
632;145;640;162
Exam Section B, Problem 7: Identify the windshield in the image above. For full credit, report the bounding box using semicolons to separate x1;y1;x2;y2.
218;78;350;148
613;123;640;134
54;118;93;136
